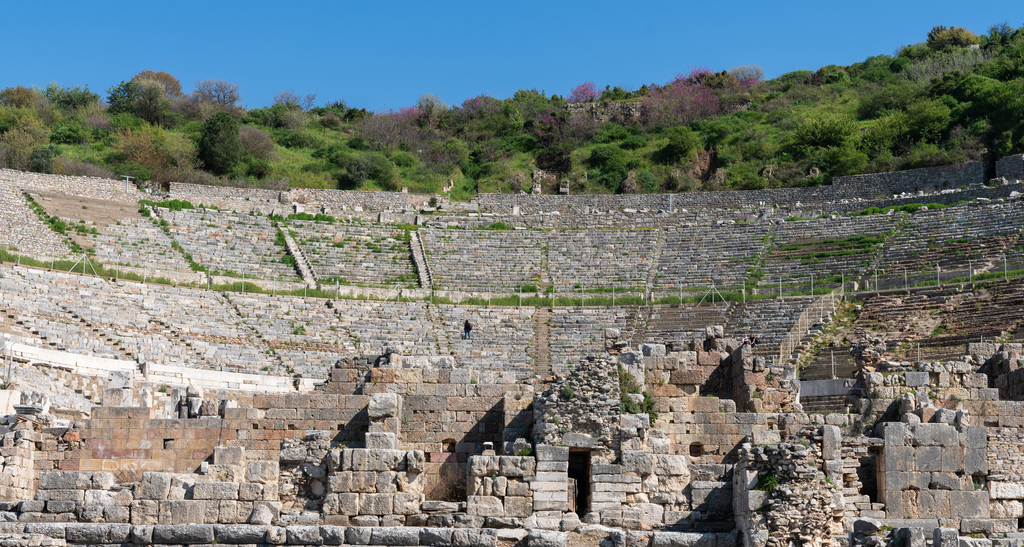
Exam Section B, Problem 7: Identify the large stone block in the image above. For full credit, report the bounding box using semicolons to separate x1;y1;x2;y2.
214;523;268;544
394;493;423;515
950;490;990;519
246;461;279;484
821;425;841;461
151;524;214;544
368;393;402;419
534;445;568;462
214;446;245;466
621;451;654;475
467;496;504;517
349;449;406;472
528;529;566;547
193;482;239;501
371;527;420;546
359;493;393;515
365;432;398;450
140;473;172;501
286;525;323;545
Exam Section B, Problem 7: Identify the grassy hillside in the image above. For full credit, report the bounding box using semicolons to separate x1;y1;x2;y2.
1;23;1023;198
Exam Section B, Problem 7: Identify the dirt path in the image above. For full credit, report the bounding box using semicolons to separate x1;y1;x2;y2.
28;191;144;249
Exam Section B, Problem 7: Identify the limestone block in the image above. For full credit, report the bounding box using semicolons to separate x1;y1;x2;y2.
905;372;930;387
151;524;214;544
247;501;280;525
934;527;959;547
38;472;80;491
36;489;84;502
85;489;131;506
950;490;990;519
470;456;500;477
368;393;402;419
370;527;419;546
214;524;268;544
139;473;172;501
468;495;504;517
349;449;406;472
320;525;346;545
989;500;1024;519
393;493;424;515
286;526;323;545
500;495;532;518
499;456;535;477
528;529;567;547
246;461;279;484
622;451;654;475
92;473;115;490
535;445;568;462
365;432;398;450
751;430;781;446
641;344;667;357
822;425;841;461
214;446;245;466
359;493;393;515
930;472;962;491
989;482;1024;499
207;464;244;482
965;449;987;475
193;482;239;501
217;500;239;524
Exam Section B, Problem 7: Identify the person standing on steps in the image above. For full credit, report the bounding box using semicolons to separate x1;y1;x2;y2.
464;320;472;340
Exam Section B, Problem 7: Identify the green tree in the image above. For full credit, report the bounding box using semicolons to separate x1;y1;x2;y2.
927;25;981;50
198;112;243;175
106;80;140;116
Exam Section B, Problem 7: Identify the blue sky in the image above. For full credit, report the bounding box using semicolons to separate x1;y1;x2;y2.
3;1;1019;111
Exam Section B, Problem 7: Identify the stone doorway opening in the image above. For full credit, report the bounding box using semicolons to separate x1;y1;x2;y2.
568;449;591;517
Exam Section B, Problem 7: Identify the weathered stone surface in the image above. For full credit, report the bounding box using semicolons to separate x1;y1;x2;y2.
151;524;214;544
528;529;566;547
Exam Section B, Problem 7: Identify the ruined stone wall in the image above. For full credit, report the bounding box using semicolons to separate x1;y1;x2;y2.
877;422;988;521
565;101;643;123
996;154;1024;183
832;161;985;196
168;183;431;213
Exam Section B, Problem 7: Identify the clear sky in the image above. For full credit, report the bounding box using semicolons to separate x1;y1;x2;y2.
3;1;1019;111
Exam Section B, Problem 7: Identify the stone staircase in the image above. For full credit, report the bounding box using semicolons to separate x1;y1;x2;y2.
56;303;137;363
410;231;432;290
280;226;317;288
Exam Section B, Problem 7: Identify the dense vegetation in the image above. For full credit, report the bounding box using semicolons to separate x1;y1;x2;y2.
1;23;1023;197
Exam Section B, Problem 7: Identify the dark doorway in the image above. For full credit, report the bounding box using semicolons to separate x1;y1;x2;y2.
567;450;591;516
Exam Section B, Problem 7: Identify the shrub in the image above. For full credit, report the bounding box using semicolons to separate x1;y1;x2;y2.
239;125;277;161
792;114;858;150
50;120;89;145
927;25;980;50
115;161;152;181
57;159;115;179
654;126;698;164
28;145;56;173
199;112;243;175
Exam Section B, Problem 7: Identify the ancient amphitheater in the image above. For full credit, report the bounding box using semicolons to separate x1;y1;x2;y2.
0;155;1022;547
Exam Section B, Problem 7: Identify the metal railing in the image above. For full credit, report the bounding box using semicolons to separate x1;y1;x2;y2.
777;284;845;366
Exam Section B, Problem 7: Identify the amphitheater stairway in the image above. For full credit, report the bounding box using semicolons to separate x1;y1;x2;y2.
800;395;850;414
409;231;432;290
56;303;138;362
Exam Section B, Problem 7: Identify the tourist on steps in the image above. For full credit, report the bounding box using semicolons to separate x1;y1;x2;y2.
464;320;472;340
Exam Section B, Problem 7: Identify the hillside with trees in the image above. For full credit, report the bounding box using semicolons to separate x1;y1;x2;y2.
1;23;1023;198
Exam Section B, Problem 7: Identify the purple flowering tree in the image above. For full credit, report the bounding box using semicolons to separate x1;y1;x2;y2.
568;81;601;103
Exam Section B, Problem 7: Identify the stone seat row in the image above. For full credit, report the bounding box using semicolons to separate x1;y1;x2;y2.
161;208;301;282
290;221;416;288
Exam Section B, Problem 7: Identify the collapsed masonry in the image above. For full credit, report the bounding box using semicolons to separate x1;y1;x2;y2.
5;328;1024;547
